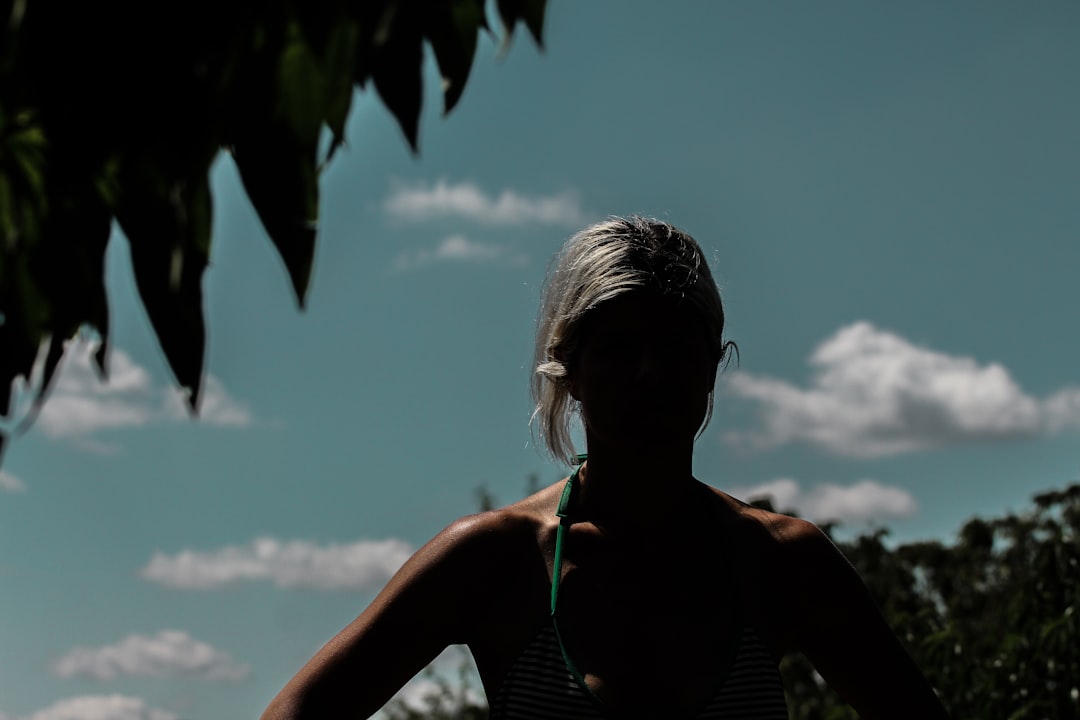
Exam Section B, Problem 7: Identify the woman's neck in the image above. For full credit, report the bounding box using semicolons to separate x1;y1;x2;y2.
575;434;699;532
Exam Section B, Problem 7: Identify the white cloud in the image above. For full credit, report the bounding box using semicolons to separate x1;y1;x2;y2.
392;234;528;271
34;344;155;438
162;375;252;426
51;630;249;681
731;477;917;524
0;471;26;493
1044;387;1080;433
2;695;177;720
22;342;251;450
141;537;413;591
723;321;1080;457
384;179;587;226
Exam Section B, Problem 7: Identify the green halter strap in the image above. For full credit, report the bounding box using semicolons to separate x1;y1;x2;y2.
549;454;604;705
551;454;585;615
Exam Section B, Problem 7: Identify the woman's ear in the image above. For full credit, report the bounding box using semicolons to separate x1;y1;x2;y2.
567;372;581;402
556;347;580;401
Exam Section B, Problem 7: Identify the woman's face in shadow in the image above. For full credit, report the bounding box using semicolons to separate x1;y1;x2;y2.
570;291;718;452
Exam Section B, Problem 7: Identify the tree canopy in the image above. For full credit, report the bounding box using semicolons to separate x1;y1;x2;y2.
778;483;1080;719
0;0;546;458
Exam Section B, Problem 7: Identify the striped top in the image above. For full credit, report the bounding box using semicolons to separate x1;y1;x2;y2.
490;461;789;719
490;622;789;719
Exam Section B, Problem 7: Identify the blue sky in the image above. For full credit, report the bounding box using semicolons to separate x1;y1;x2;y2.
2;2;1079;718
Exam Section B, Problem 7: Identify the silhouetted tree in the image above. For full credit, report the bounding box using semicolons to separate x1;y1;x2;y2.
0;0;546;458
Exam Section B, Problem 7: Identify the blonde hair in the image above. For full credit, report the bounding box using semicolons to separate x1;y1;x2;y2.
530;216;735;465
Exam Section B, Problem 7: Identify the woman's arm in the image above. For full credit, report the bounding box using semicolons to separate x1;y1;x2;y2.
777;518;950;720
260;513;499;720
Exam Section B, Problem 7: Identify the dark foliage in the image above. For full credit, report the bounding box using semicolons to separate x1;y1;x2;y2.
0;0;546;460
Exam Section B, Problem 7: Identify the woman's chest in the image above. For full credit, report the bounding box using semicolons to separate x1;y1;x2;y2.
467;517;790;714
554;551;743;714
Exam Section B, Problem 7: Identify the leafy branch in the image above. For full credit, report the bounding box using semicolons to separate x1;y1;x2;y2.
0;0;546;460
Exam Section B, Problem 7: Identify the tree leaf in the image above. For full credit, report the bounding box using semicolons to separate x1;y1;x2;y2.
0;240;49;419
0;107;49;421
0;314;42;418
425;0;484;115
0;170;15;248
58;193;112;382
520;0;546;47
231;120;318;308
495;0;546;53
278;18;327;149
37;184;111;332
89;339;107;381
115;160;210;411
372;2;424;152
349;1;390;90
0;112;48;255
495;0;517;36
14;330;63;434
322;12;359;159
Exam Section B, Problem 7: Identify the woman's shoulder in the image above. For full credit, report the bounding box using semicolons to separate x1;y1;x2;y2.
431;479;566;567
709;485;865;641
366;481;564;642
711;487;826;548
708;487;849;596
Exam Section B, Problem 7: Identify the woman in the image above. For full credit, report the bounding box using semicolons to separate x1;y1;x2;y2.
263;217;949;719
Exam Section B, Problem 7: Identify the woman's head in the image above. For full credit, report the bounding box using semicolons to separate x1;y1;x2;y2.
531;216;735;465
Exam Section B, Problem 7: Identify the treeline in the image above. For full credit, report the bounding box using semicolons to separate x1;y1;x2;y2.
783;483;1079;719
384;483;1080;719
